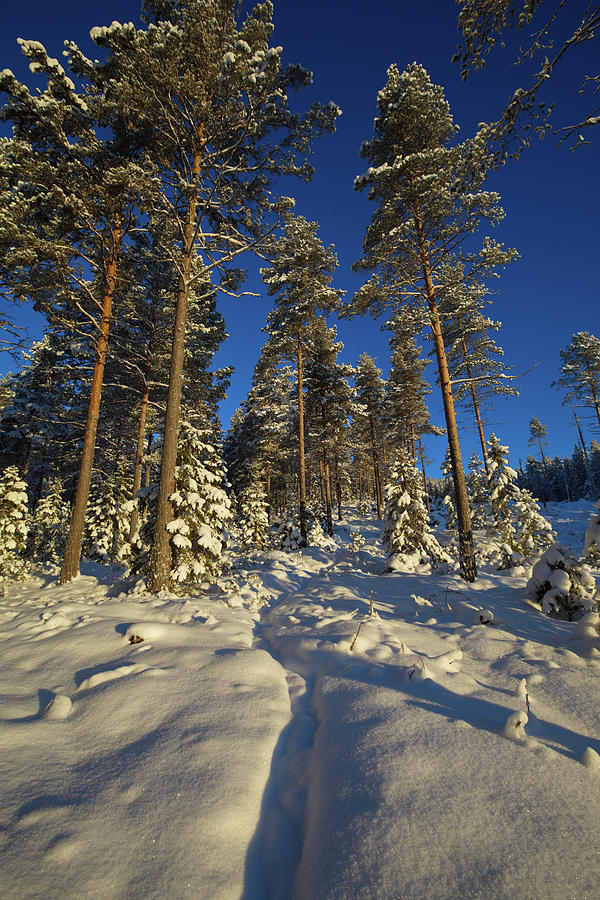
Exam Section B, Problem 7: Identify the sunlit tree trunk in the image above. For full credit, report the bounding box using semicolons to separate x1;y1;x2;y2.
414;203;476;581
60;215;122;584
296;327;308;543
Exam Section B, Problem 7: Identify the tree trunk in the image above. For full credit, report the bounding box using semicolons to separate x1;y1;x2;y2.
409;419;417;464
143;430;153;488
322;447;333;536
148;142;204;592
296;327;308;544
334;454;343;520
460;334;490;476
59;215;122;584
573;410;588;461
266;459;272;522
413;203;476;581
319;455;325;504
536;436;548;507
128;363;152;542
417;436;430;513
585;360;600;428
369;414;383;519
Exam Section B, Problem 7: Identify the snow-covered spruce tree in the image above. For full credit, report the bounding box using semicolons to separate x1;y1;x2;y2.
167;420;231;587
467;452;488;529
487;433;518;549
527;544;599;618
487;434;555;565
135;420;231;590
237;477;269;551
441;450;457;531
0;465;29;588
382;449;451;571
28;478;70;565
83;457;132;563
0;336;76;492
513;487;555;559
84;5;339;592
276;519;302;552
555;332;600;430
351;63;516;582
261;214;343;543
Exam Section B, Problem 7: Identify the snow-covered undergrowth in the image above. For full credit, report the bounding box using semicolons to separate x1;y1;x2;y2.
1;503;600;898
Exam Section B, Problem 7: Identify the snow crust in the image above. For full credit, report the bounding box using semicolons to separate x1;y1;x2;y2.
1;502;600;898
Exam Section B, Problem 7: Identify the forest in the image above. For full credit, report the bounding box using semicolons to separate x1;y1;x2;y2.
1;2;600;898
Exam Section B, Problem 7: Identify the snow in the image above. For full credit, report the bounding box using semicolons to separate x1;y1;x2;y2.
2;503;600;898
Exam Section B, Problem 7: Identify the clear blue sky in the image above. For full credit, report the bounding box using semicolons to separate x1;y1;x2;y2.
1;1;598;476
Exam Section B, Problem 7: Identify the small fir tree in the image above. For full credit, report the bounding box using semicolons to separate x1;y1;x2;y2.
84;458;132;563
487;434;518;549
467;453;488;528
167;421;232;588
513;488;555;559
276;519;302;552
441;450;457;531
237;479;269;551
527;544;598;618
28;478;70;565
0;465;30;588
382;450;451;571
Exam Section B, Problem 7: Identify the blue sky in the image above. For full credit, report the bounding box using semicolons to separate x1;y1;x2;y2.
1;0;598;476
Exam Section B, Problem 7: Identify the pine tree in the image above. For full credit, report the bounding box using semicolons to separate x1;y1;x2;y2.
352;63;515;581
382;449;451;570
528;416;549;465
1;36;151;584
0;465;29;589
455;0;600;154
28;478;70;566
555;332;600;430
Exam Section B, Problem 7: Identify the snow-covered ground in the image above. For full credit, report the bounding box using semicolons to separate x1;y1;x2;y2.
2;502;600;899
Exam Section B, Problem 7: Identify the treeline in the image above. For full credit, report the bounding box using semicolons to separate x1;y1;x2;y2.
518;443;600;505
